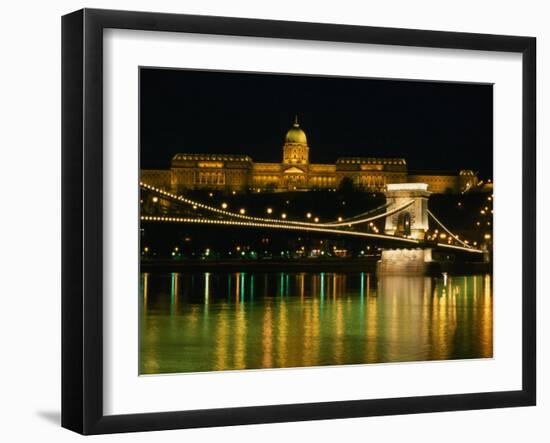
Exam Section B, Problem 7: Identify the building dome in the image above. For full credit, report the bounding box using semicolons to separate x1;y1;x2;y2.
285;116;307;144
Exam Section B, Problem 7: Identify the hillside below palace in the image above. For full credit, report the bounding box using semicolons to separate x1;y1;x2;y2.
141;117;479;194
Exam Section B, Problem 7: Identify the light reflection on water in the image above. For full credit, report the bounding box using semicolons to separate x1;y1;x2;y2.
139;272;493;374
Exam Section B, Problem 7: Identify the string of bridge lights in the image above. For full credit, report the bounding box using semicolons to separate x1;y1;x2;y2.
140;182;414;228
139;215;483;254
140;182;483;254
139;215;422;244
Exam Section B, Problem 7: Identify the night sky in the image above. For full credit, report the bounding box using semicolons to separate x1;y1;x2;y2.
140;68;493;178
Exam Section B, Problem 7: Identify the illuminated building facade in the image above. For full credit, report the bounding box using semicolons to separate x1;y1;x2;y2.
141;117;478;194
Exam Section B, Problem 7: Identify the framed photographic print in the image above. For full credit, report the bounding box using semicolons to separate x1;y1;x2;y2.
61;8;536;434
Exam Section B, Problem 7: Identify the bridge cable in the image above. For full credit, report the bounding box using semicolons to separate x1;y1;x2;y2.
140;182;413;229
427;209;472;249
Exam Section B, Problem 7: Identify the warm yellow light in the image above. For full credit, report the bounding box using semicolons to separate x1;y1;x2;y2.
144;247;149;252
440;233;447;239
239;208;246;215
306;212;312;219
266;208;273;214
281;213;287;219
338;217;343;222
221;202;228;209
314;217;319;223
152;196;158;203
484;233;491;240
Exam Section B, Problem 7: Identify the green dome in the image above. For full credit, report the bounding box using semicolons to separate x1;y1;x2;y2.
285;117;307;144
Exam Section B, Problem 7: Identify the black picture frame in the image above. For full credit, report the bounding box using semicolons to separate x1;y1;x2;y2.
62;8;536;435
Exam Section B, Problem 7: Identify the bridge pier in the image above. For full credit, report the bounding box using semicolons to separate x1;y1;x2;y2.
378;183;438;275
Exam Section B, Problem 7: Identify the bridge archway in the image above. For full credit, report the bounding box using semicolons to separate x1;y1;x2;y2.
384;183;430;240
397;211;412;237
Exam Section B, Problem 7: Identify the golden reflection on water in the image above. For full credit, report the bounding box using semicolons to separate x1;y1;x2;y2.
140;271;493;374
262;302;273;368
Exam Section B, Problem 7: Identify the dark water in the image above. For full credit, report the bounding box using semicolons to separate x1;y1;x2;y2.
139;271;492;374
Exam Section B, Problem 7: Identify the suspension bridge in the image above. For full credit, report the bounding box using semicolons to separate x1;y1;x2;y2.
140;181;483;256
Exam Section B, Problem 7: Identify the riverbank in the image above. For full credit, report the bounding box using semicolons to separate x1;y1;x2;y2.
141;257;491;274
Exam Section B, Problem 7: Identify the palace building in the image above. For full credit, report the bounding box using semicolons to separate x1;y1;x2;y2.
141;117;479;194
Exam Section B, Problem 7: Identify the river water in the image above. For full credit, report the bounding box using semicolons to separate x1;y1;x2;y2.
139;271;492;374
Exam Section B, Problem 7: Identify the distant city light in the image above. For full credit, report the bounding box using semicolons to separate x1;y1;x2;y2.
221;202;228;209
266;207;273;214
281;213;287;219
239;208;246;214
306;212;312;219
152;196;158;203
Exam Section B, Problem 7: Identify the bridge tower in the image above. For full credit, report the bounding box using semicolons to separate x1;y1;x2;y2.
384;183;431;240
